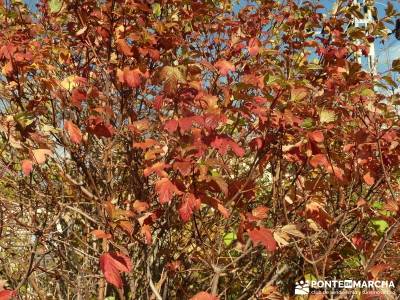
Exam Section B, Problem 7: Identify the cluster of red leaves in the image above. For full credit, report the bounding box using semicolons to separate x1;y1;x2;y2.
0;0;399;298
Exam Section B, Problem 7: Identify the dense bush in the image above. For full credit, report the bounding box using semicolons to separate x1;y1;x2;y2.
0;0;399;299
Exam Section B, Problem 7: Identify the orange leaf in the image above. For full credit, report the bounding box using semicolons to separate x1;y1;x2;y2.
248;38;260;56
368;264;390;279
65;120;82;144
214;59;235;76
1;61;13;76
132;200;149;213
190;292;219;300
155;178;181;204
252;206;269;220
363;172;375;186
116;39;133;56
248;227;276;252
118;68;143;88
21;160;33;176
91;230;111;240
144;162;168;177
132;139;157;150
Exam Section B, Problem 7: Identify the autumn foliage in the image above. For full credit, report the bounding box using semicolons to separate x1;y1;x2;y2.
1;0;400;299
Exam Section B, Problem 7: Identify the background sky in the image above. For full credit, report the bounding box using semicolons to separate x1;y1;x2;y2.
22;0;400;74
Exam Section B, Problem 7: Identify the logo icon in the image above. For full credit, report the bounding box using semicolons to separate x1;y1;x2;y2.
295;280;310;295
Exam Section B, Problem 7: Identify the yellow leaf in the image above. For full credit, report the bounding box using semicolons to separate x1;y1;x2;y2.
319;109;336;123
60;75;79;91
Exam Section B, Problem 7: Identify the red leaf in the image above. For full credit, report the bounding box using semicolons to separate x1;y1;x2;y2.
351;233;365;250
363;172;375;186
21;160;33;176
155;178;181;204
65;120;82;144
164;119;179;133
248;227;276;252
99;252;132;289
173;161;192;177
309;154;329;168
178;193;201;222
71;89;86;108
86;116;114;138
190;291;219;300
214;59;235;76
0;290;16;300
248;38;260;56
211;136;245;157
308;130;324;143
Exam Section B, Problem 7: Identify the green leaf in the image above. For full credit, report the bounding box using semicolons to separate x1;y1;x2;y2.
371;201;383;209
152;3;161;17
360;88;375;97
49;0;62;13
301;118;313;129
371;219;389;235
223;232;237;246
263;74;278;85
304;273;317;283
344;255;361;268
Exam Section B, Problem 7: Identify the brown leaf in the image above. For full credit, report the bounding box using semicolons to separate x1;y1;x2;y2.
369;264;390;279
